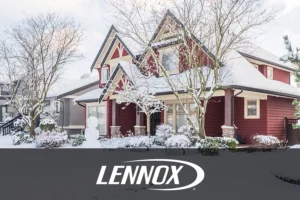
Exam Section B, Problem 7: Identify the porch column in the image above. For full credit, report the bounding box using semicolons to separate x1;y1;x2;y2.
222;89;235;138
134;107;146;136
106;98;112;138
110;99;121;137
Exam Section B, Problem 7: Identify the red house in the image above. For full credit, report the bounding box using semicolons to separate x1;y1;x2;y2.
75;11;300;144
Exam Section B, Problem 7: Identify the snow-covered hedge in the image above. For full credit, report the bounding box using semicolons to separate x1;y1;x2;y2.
70;134;86;147
154;125;174;145
196;137;238;149
252;135;281;147
39;118;57;132
14;117;30;131
165;135;191;148
100;136;154;148
35;131;68;148
12;131;35;145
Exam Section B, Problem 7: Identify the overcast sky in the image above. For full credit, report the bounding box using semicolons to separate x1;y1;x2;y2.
0;0;300;80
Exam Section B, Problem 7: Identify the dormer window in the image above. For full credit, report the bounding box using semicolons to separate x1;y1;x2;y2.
267;67;273;79
160;49;178;75
101;67;109;83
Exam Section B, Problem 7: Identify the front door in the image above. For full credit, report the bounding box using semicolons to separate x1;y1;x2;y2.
150;112;161;136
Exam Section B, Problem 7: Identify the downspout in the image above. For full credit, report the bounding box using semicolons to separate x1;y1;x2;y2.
231;89;243;138
76;101;86;135
55;98;64;131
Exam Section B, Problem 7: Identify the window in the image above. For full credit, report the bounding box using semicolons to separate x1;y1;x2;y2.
161;51;178;74
54;102;60;113
165;102;197;131
101;67;109;82
244;98;260;119
87;106;106;135
267;67;273;79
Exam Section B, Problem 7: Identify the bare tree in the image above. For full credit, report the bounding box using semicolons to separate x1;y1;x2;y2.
0;12;84;136
108;0;276;138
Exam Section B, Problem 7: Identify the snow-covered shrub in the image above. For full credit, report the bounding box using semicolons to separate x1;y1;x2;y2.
3;114;13;122
14;117;29;131
39;118;57;132
35;131;68;148
165;135;191;148
154;125;174;146
127;136;154;148
71;134;86;147
12;131;35;145
100;136;154;148
252;135;281;147
196;137;238;155
178;125;195;137
35;127;41;135
196;137;238;149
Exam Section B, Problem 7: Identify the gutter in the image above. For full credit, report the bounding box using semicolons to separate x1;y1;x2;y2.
231;89;243;138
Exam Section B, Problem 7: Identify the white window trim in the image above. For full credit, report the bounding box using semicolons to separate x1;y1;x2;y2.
101;67;109;83
244;98;260;119
159;46;180;76
267;66;273;80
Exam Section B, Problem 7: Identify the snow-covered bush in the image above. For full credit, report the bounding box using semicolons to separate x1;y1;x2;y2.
14;117;30;131
196;137;238;149
35;127;41;135
127;136;154;148
154;124;174;145
252;135;281;147
39;118;57;132
178;125;195;137
165;135;191;148
12;131;35;145
71;134;86;147
100;136;154;148
3;114;13;122
35;131;68;148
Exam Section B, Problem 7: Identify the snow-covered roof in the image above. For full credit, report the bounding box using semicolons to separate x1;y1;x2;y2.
238;44;295;71
108;56;300;99
47;76;99;98
74;88;104;103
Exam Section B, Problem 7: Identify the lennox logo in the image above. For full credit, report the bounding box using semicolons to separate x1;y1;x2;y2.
96;159;205;191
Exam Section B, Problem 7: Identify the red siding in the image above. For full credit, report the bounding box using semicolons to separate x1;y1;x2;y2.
205;97;224;137
267;96;295;140
258;65;267;77
273;68;290;84
119;103;136;135
122;48;129;56
234;97;267;143
106;99;112;137
111;48;120;59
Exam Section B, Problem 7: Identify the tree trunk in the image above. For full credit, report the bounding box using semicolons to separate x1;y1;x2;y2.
29;112;36;137
198;116;206;139
146;115;150;136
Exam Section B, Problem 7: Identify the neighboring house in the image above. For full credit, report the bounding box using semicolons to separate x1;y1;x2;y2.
0;82;17;122
49;76;99;135
74;11;300;144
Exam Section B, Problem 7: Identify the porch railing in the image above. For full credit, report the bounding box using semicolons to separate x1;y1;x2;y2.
285;117;300;145
0;115;21;135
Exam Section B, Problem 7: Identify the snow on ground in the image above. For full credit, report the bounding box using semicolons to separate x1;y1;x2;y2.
290;144;300;149
0;135;36;148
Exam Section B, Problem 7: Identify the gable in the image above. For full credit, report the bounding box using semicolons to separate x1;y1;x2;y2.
90;26;135;72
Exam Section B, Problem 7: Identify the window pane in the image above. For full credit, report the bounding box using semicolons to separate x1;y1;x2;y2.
166;104;173;113
176;104;186;113
176;114;186;131
189;113;198;127
162;52;178;72
101;68;108;81
167;114;173;126
88;107;97;118
247;100;257;116
189;103;197;113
